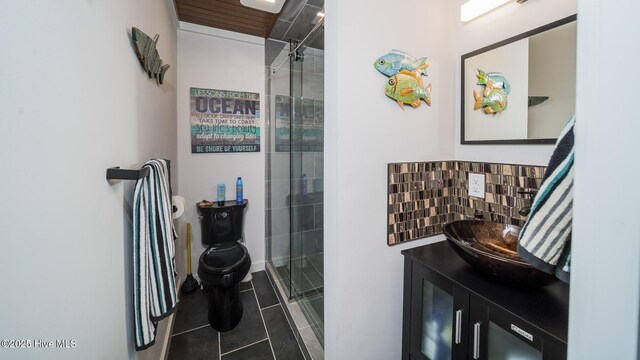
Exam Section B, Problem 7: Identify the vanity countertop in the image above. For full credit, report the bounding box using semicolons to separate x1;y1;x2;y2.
402;241;570;343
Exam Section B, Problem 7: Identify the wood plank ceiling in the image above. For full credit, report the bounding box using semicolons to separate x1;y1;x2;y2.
174;0;284;38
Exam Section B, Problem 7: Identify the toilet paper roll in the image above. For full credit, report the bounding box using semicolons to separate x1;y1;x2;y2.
172;195;186;220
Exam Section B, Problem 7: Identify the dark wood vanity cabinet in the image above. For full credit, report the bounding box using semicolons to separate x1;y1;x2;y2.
402;242;569;360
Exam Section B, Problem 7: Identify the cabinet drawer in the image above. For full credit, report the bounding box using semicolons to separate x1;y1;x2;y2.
468;296;566;360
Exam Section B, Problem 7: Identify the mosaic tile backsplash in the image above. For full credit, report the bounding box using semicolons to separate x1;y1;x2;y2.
388;161;546;245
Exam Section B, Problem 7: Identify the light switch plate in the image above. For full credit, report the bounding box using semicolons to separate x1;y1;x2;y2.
468;173;485;198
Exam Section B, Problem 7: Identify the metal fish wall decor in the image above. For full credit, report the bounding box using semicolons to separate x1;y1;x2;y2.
374;50;432;110
131;27;170;85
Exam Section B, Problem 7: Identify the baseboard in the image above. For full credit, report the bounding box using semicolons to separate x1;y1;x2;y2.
269;255;288;268
160;279;181;360
251;260;265;273
159;313;175;360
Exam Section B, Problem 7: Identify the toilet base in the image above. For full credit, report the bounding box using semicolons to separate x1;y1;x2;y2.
204;283;243;332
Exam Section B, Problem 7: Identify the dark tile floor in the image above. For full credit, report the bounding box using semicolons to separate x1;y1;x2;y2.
168;271;306;360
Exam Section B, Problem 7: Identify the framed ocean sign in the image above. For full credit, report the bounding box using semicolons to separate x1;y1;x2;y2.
461;15;577;145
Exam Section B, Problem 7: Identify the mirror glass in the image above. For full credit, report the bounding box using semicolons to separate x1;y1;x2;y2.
461;16;577;144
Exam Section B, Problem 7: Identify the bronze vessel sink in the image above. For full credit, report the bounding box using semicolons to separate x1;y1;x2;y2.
443;220;556;287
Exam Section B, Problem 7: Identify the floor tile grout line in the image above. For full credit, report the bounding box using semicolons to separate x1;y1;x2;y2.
220;338;269;357
240;288;253;293
265;267;312;360
260;303;281;311
171;324;209;338
252;280;277;360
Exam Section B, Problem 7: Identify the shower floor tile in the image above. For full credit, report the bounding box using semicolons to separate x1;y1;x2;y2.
308;254;323;273
275;255;324;297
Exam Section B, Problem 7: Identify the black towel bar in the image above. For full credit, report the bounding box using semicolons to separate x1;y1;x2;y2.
106;167;150;180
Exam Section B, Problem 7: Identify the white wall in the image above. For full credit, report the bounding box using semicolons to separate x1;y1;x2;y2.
324;0;456;358
176;23;266;278
454;0;577;165
0;1;178;359
527;21;577;139
569;0;640;358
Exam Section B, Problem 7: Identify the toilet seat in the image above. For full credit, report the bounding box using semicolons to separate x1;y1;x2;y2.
200;242;249;275
198;242;251;288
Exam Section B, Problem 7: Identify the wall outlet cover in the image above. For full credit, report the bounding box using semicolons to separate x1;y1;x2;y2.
468;173;486;198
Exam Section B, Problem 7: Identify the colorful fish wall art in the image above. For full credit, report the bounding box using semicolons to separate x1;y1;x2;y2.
131;27;170;85
374;50;432;109
473;69;509;114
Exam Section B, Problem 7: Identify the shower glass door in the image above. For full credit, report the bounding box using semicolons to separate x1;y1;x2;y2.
265;23;324;348
289;29;324;344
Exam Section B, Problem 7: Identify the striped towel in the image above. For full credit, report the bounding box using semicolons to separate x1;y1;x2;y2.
133;159;178;350
518;116;575;283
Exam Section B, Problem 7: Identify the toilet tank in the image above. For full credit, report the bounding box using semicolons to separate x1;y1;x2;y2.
196;200;248;245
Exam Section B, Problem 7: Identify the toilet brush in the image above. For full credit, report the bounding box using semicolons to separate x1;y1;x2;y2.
180;223;200;294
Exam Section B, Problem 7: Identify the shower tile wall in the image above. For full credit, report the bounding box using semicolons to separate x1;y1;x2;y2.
388;161;546;245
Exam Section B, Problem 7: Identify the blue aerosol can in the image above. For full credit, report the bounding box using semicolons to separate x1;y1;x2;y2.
236;177;243;204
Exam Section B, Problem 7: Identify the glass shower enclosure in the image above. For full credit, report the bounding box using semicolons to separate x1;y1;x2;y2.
265;25;324;347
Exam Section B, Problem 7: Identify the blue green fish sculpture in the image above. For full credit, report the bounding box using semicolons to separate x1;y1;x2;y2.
375;50;432;109
474;80;508;114
476;69;511;94
385;71;432;109
374;50;429;77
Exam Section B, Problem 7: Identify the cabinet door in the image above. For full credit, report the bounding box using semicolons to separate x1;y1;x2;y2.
467;296;566;360
408;261;469;360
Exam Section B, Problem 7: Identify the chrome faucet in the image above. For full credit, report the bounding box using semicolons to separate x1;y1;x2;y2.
517;191;538;217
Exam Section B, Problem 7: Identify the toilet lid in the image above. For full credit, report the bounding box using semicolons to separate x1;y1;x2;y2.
200;242;249;275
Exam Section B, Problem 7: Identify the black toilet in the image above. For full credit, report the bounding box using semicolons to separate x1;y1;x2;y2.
197;199;250;332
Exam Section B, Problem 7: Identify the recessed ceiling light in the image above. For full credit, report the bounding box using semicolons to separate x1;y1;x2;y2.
240;0;285;13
